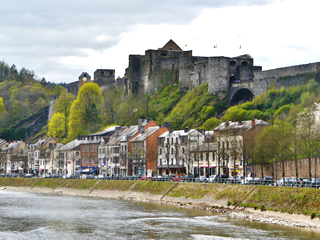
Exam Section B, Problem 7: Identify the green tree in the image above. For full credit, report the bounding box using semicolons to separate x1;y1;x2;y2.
297;107;320;181
68;82;104;140
53;85;66;96
54;91;75;136
48;112;66;140
0;97;6;113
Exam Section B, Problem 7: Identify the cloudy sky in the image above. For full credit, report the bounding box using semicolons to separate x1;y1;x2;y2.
1;0;319;84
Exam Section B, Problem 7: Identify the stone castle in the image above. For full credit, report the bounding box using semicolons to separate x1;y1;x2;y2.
67;39;320;105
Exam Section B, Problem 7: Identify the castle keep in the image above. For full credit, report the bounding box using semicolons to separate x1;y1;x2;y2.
68;39;320;105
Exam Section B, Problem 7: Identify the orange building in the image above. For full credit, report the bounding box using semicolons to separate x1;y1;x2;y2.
128;119;168;176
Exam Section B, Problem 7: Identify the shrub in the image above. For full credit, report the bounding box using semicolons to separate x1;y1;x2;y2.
227;201;231;206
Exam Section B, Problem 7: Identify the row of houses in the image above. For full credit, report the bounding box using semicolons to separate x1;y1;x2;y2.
0;118;269;177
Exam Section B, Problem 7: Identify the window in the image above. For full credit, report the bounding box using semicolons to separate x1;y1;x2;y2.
176;137;178;143
241;61;248;66
90;157;93;163
139;142;143;149
160;149;162;155
230;60;236;66
182;147;185;154
171;138;173;144
171;148;174;154
132;143;136;149
85;157;89;164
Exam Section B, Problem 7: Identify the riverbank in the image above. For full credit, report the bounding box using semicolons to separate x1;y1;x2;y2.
1;178;320;230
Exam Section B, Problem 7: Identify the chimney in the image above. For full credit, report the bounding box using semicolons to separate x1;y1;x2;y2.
138;117;144;129
115;126;120;136
184;126;189;133
164;122;169;130
55;137;59;144
252;119;256;127
140;125;144;134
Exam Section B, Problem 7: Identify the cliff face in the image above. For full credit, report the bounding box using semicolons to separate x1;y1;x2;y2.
11;106;49;141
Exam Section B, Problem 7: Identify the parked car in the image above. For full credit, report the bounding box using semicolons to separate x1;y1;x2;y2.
277;177;290;186
141;176;152;181
183;175;195;182
198;176;207;183
236;176;244;184
261;176;273;185
173;176;183;181
287;177;298;186
42;174;51;178
94;175;106;179
299;178;311;188
152;175;162;181
24;173;33;178
214;174;228;183
227;176;236;183
208;175;217;183
162;174;175;181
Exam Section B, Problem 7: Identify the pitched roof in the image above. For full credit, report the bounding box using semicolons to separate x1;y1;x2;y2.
214;119;269;131
59;139;83;151
130;126;160;142
79;72;91;78
162;39;182;51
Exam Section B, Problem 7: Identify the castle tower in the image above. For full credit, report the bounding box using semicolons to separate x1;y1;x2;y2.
79;72;91;88
94;69;115;88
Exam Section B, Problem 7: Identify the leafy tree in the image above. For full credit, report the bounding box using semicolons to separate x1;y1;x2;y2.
297;107;320;181
68;82;104;140
0;97;6;113
201;117;222;130
47;112;66;140
53;85;66;96
54;91;75;135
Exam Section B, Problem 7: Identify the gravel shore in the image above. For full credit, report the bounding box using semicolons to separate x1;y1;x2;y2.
2;186;320;231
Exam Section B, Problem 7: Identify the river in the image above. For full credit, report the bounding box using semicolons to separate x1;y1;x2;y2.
0;190;319;239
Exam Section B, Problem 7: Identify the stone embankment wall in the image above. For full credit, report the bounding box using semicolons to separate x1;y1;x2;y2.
248;157;320;178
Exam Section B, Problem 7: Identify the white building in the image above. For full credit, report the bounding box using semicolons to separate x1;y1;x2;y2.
157;127;205;176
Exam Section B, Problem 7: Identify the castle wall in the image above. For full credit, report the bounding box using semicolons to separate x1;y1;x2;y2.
207;57;230;94
253;62;320;97
94;69;115;87
67;81;79;96
128;55;144;94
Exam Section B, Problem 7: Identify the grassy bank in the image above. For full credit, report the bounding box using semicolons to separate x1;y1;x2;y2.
1;178;320;218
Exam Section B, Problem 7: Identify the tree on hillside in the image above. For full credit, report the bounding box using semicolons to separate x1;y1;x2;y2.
54;91;75;136
68;82;104;140
47;112;66;141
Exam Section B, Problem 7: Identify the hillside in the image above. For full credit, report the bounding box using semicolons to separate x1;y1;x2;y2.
1;56;320;143
0;60;67;141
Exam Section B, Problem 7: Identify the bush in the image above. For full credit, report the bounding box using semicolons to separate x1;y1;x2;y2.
227;201;231;206
311;212;317;219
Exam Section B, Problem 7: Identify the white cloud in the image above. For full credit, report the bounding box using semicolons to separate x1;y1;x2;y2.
3;0;320;84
